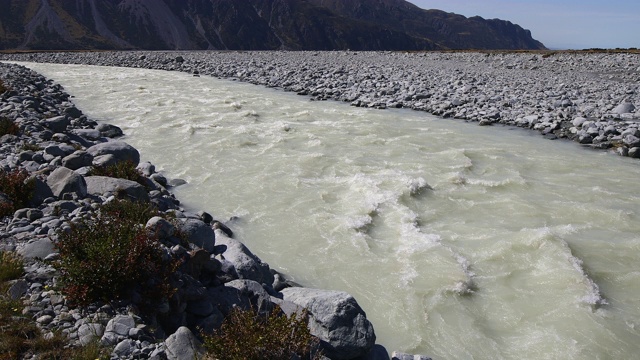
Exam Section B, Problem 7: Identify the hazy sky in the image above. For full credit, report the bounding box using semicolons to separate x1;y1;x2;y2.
407;0;640;50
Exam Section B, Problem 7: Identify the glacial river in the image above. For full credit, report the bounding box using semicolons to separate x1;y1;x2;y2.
14;62;640;359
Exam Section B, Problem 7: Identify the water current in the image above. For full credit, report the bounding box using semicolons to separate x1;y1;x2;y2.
13;62;640;359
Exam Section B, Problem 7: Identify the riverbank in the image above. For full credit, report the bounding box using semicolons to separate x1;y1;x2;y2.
0;62;426;359
1;50;639;158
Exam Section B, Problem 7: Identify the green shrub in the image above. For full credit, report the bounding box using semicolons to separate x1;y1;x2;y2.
88;160;147;187
0;251;24;283
55;199;176;307
203;305;321;360
0;117;19;137
0;169;35;217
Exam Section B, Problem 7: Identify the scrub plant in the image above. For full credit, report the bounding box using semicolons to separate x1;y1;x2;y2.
202;305;322;360
88;160;148;188
0;252;109;360
55;199;176;307
0;169;35;217
0;117;19;137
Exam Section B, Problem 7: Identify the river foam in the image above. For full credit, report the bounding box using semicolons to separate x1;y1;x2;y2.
13;62;640;360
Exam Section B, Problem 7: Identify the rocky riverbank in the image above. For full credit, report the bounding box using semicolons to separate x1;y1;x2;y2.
1;50;640;158
0;63;430;359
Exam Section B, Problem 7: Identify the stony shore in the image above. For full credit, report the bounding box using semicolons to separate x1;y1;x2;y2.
1;50;640;157
0;62;431;359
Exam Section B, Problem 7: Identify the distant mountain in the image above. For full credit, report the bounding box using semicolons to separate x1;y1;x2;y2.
0;0;546;51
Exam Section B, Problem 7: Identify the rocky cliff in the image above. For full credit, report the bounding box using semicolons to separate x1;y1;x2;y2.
0;0;546;51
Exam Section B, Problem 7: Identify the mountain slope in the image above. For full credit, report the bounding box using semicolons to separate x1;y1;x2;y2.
0;0;545;51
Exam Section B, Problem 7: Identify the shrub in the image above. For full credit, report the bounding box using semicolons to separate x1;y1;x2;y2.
0;79;7;94
203;305;322;360
55;199;176;307
0;251;24;283
0;117;19;137
0;169;35;217
88;160;147;187
0;252;109;360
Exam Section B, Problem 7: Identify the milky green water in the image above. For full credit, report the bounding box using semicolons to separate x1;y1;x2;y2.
15;62;640;359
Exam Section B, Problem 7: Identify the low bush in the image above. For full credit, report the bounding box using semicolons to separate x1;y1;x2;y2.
0;251;109;359
203;305;321;360
0;251;24;283
88;160;147;187
0;117;19;137
55;199;176;307
0;169;35;217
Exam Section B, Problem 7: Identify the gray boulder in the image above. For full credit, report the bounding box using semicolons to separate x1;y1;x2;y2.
78;323;105;346
87;141;140;166
612;102;636;115
17;238;55;259
96;123;124;138
29;177;54;207
62;150;94;170
177;218;215;252
281;287;376;360
46;167;87;198
146;216;175;239
225;279;274;313
43;115;69;133
85;176;149;201
215;229;273;285
165;326;205;360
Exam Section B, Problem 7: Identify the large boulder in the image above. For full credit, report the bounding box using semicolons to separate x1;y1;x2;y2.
85;176;149;201
46;167;87;199
62;150;94;170
281;287;376;360
612;102;636;115
177;218;216;253
43;115;70;133
87;141;140;166
165;327;205;360
214;229;273;285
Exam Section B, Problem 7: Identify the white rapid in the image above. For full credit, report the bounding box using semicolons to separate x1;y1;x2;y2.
15;62;640;359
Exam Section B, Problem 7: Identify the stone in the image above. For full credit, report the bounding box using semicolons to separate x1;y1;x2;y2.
137;161;155;176
46;167;87;198
281;287;376;360
87;141;140;166
214;229;273;285
17;238;55;259
30;177;54;206
73;128;101;140
572;117;587;127
105;315;136;336
78;323;105;346
114;339;137;357
612;102;635;114
628;147;640;158
165;326;205;360
92;154;117;167
96;123;124;138
224;279;274;313
391;352;432;360
7;279;28;300
146;216;175;239
177;218;215;252
85;176;149;201
62;151;93;170
43;115;69;133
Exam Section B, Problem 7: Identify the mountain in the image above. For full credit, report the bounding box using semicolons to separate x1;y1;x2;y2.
0;0;546;51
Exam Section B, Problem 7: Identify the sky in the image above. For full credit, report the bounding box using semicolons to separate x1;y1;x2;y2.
407;0;640;50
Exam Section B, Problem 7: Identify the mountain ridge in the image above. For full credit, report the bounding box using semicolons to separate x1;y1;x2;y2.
0;0;546;51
